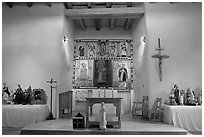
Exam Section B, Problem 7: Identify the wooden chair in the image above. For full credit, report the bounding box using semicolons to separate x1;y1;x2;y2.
150;97;162;121
132;96;149;119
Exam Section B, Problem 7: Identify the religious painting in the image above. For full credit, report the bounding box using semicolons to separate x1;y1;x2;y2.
74;60;93;87
93;60;112;87
73;39;133;89
87;42;97;58
77;42;87;57
97;41;108;57
108;42;118;57
119;41;131;57
113;60;131;89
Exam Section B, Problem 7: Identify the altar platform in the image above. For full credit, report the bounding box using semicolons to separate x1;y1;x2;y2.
20;113;188;135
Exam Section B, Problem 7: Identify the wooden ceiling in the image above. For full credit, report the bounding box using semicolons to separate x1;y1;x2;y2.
64;2;144;31
3;2;145;31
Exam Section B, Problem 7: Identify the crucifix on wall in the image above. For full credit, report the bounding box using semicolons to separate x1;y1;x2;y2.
152;38;169;81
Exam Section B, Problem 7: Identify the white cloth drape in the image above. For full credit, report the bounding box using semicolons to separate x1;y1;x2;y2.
163;105;202;132
2;104;49;127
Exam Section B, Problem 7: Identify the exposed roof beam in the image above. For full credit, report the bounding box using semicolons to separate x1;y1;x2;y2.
78;19;86;30
87;2;92;8
95;18;101;31
5;2;13;8
109;18;115;30
106;2;112;8
47;2;51;7
26;2;33;7
65;2;72;9
124;18;131;30
65;7;144;19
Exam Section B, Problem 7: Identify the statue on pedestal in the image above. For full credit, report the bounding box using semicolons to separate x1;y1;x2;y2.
99;102;107;130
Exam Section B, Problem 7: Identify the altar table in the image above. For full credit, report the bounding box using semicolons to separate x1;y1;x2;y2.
85;98;122;128
2;104;49;127
163;104;202;132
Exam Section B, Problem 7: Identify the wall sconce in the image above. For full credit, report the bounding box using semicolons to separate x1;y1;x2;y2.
141;36;146;44
63;36;68;43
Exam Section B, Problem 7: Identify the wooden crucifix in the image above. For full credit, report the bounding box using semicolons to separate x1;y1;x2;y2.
46;78;57;120
152;38;169;81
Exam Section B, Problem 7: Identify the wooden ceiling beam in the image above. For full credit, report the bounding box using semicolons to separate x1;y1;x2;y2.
65;2;72;9
26;2;33;7
109;18;115;30
47;2;51;7
5;2;13;8
95;18;101;31
78;19;86;30
124;18;131;30
87;2;92;8
106;2;112;8
65;7;144;19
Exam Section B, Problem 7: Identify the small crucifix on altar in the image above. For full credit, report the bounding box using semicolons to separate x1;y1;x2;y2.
152;38;169;81
46;78;57;120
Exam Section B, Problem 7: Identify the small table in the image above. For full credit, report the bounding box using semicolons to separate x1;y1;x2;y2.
163;104;202;132
85;98;122;128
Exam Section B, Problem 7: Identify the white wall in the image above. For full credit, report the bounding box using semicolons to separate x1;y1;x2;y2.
132;16;149;103
144;2;202;108
74;27;132;40
2;3;74;118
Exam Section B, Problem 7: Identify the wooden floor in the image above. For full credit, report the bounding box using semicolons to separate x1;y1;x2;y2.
20;113;188;135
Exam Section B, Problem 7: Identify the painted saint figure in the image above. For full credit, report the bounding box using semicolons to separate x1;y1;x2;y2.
88;43;96;57
79;44;85;57
96;60;107;83
99;42;106;56
118;64;128;81
109;42;116;57
99;102;107;130
120;43;127;57
80;63;88;80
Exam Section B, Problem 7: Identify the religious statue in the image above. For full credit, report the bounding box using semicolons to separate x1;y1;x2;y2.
120;43;127;57
173;84;180;105
14;84;24;104
2;82;12;104
186;88;196;105
96;60;107;83
99;102;107;130
80;63;88;80
179;90;185;105
79;44;85;57
169;89;177;105
198;90;202;105
118;64;128;82
3;82;10;96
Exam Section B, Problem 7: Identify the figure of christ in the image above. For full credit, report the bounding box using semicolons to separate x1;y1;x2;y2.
118;64;128;81
80;63;88;80
96;60;107;83
99;102;107;130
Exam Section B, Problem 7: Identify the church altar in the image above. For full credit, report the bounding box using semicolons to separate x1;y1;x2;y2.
2;104;49;127
85;98;122;128
163;104;202;133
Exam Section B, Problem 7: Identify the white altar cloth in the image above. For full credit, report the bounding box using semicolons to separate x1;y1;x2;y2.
2;104;49;127
163;104;202;132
